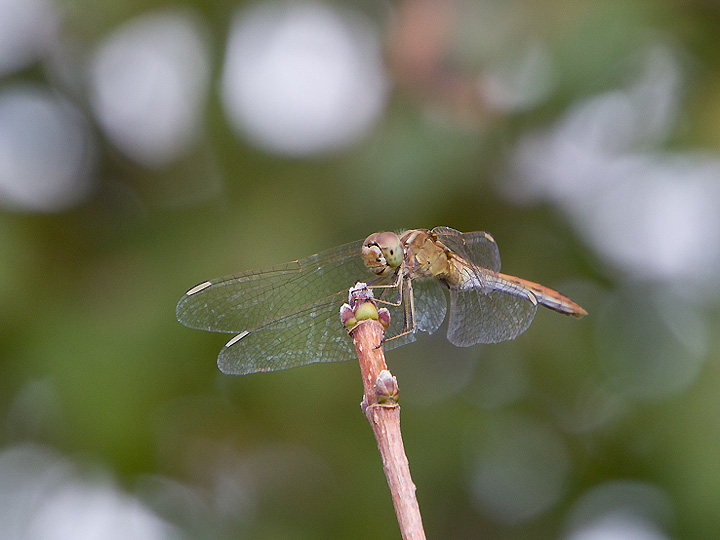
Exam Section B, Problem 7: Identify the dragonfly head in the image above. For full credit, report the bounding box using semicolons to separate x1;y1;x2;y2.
362;231;403;276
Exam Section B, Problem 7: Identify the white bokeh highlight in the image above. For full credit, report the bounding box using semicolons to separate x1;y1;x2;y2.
507;45;720;290
221;1;388;156
564;481;674;540
0;0;58;75
89;10;210;168
566;515;671;540
0;85;95;212
0;445;180;540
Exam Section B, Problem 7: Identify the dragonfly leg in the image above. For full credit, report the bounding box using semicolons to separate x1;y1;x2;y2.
369;271;404;307
382;276;417;345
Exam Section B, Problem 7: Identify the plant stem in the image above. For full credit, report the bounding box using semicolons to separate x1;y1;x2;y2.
350;319;426;540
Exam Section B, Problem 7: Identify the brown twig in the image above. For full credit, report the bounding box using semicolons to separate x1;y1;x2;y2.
350;318;426;540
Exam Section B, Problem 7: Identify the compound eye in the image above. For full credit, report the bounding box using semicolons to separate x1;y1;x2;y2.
363;232;379;248
375;232;403;268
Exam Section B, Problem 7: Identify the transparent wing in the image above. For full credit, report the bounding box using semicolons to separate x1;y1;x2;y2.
411;278;447;334
431;227;539;345
382;309;417;353
432;226;501;273
219;281;410;374
370;269;448;352
217;291;353;374
177;238;418;374
176;240;369;333
447;287;537;346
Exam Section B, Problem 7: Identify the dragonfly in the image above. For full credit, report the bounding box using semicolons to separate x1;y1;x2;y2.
176;227;586;375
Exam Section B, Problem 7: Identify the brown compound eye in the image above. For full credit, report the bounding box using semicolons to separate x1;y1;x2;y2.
363;232;380;248
361;243;386;275
374;232;402;268
361;231;403;276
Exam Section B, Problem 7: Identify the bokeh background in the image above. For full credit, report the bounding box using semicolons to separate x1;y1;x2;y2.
1;0;719;538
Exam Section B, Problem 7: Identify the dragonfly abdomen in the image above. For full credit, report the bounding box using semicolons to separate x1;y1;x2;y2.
494;273;587;318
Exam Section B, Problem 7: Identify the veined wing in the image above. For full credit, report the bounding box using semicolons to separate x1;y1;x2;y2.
176;239;370;334
411;277;448;334
217;291;353;374
434;226;586;317
178;237;414;374
379;274;448;352
446;282;538;346
377;284;417;353
431;227;539;345
432;226;501;274
218;276;412;374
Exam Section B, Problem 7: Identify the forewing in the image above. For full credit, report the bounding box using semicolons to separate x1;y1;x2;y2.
432;226;501;273
176;240;368;333
217;291;356;374
219;278;417;373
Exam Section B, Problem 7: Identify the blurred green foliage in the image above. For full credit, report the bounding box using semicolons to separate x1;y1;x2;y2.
1;0;719;539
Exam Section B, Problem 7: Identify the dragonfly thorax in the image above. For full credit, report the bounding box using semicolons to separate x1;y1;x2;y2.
400;229;453;281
